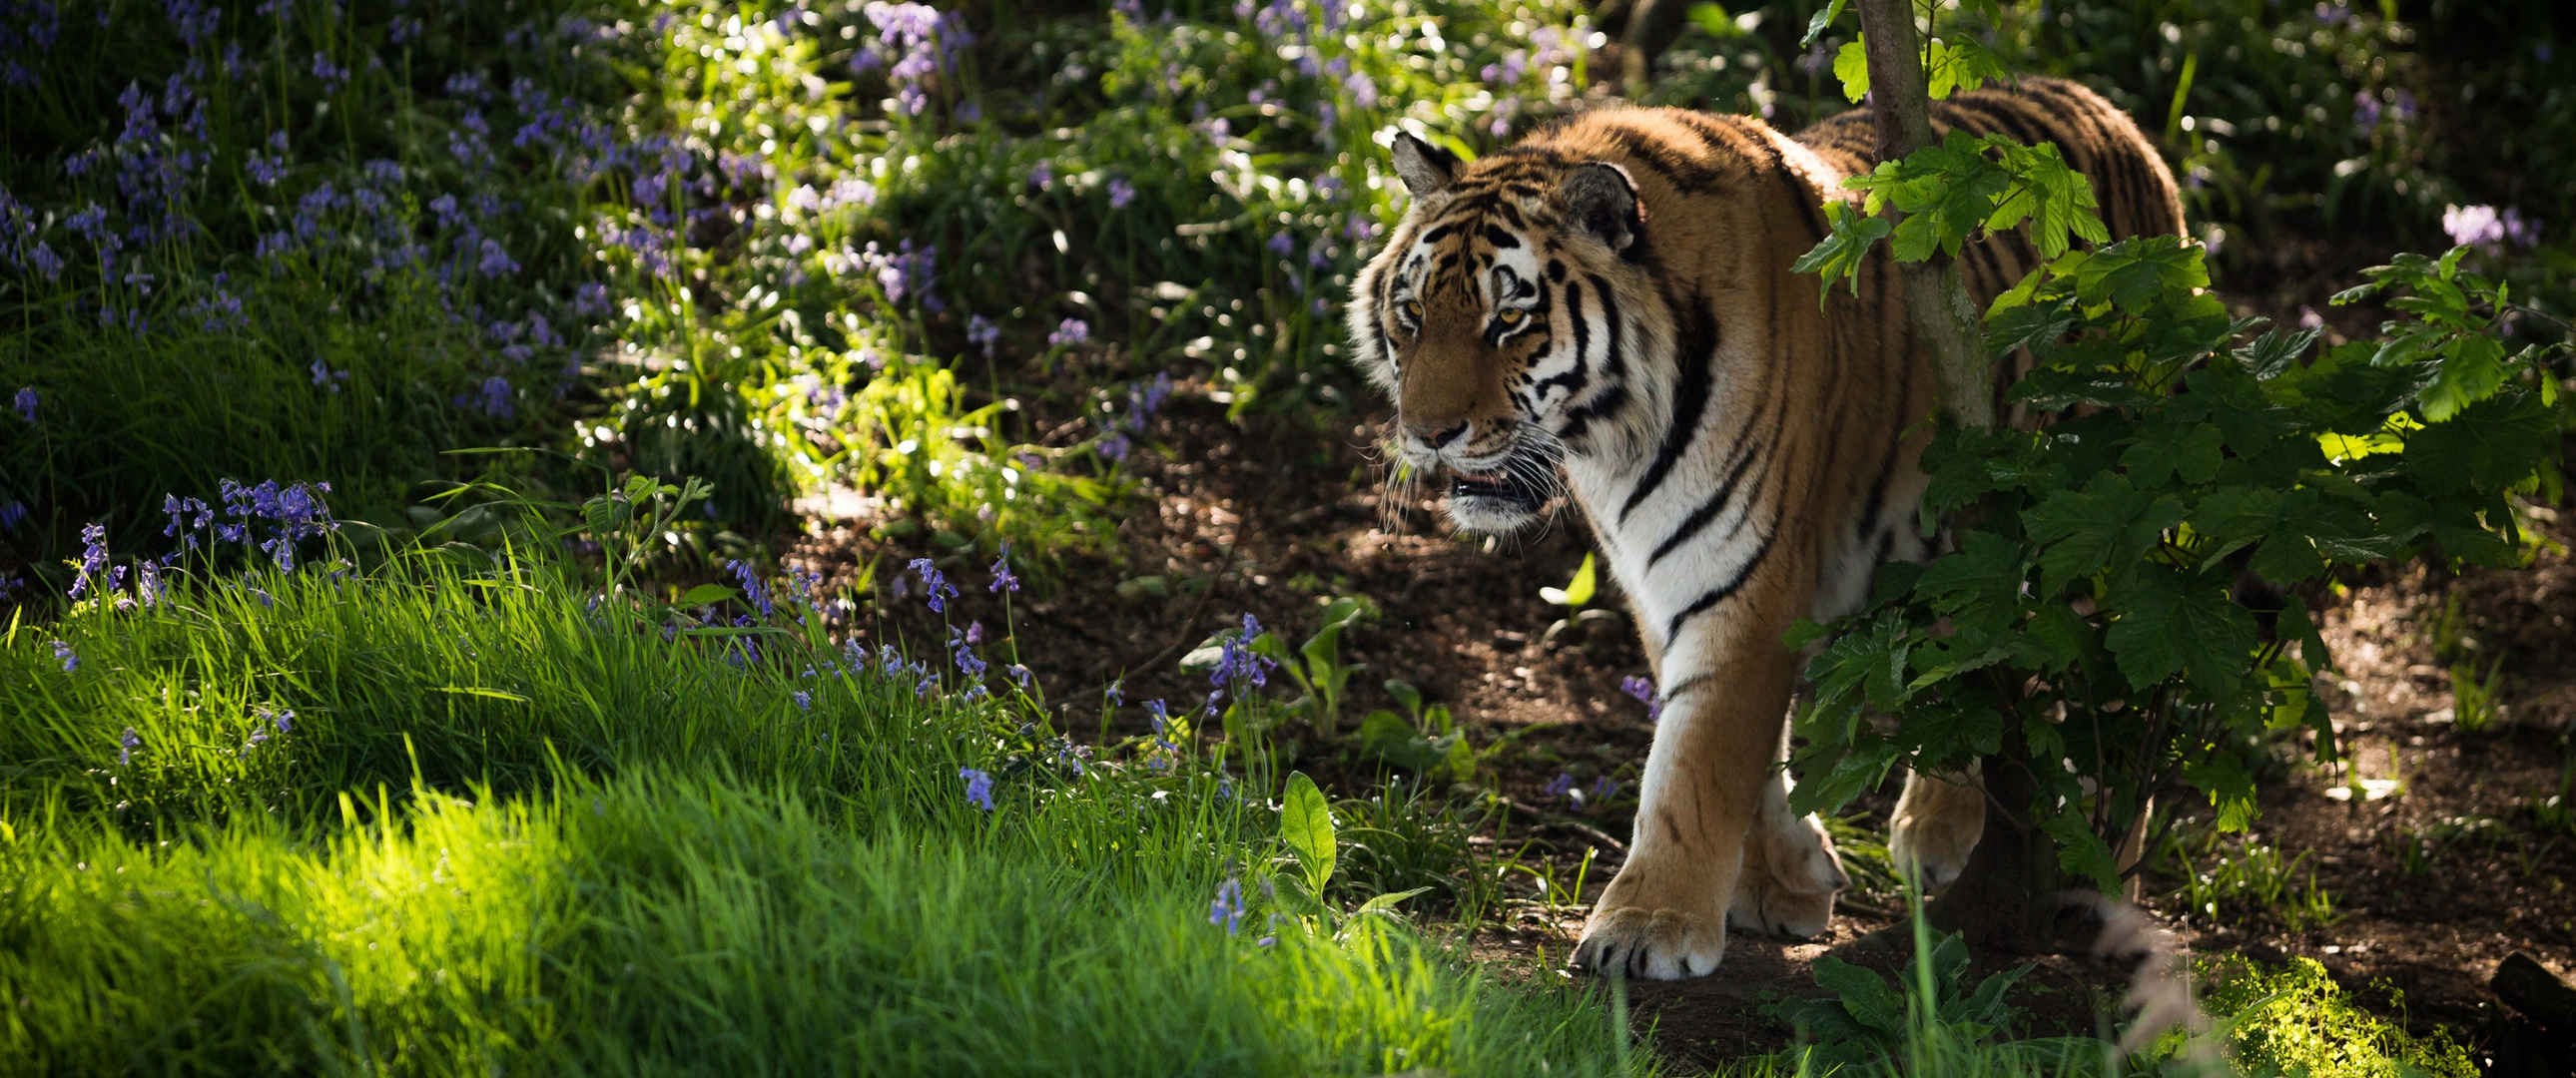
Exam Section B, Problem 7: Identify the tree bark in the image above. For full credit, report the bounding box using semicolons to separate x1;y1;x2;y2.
1852;0;2054;949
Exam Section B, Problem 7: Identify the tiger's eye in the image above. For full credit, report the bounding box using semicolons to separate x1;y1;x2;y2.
1496;306;1525;324
1400;299;1424;320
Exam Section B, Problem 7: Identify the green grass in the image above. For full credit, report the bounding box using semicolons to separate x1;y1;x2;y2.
0;529;1648;1075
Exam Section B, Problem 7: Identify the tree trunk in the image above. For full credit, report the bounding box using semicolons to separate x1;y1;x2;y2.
1851;0;2058;949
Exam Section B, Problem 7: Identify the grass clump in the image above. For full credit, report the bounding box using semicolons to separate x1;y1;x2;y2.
2182;955;2477;1078
0;494;1649;1076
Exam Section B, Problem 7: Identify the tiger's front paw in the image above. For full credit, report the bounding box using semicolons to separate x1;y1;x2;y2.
1730;811;1848;938
1890;772;1985;891
1570;859;1729;979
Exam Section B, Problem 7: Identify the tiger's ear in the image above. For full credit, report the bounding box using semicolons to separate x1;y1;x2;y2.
1390;131;1460;199
1561;162;1644;254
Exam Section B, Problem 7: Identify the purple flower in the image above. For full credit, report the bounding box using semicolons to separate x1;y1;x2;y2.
1105;679;1125;708
1620;674;1667;723
961;767;994;810
1210;877;1245;933
1590;776;1620;802
794;690;813;711
1542;772;1576;800
1098;431;1130;462
12;386;33;423
1266;232;1295;257
52;640;79;673
988;542;1019;592
0;501;25;532
310;358;347;391
68;522;107;599
966;314;1000;357
727;559;776;617
1048;318;1088;348
908;557;960;613
117;727;140;766
1107;178;1136;209
473;376;514;420
271;710;294;734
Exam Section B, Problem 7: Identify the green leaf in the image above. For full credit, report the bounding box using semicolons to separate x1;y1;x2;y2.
1352;887;1434;916
2237;324;2320;379
1832;38;1869;103
2403;389;2554;495
673;583;739;608
1685;3;1745;38
2020;474;2178;595
1925;37;2009;100
2105;566;2261;697
1793;200;1892;301
1539;552;1598;607
1281;772;1336;890
1799;0;1849;47
2040;811;2121;891
1383;679;1422;718
2183;751;2258;831
2416;333;2506;422
1812;956;1906;1033
1910;530;2027;633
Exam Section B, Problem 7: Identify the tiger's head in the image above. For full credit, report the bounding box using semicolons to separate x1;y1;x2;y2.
1346;131;1657;535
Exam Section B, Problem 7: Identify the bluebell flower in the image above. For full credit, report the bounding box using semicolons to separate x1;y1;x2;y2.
907;557;959;613
1620;675;1664;723
0;501;26;532
1047;317;1088;347
52;640;78;673
1105;679;1124;708
1006;664;1032;688
794;690;813;711
727;559;776;617
1542;773;1576;800
67;522;107;599
960;767;994;810
1210;878;1245;933
1028;160;1053;191
988;542;1018;593
11;386;33;423
117;727;139;766
1590;776;1620;802
1108;178;1136;209
1098;432;1130;461
474;375;513;420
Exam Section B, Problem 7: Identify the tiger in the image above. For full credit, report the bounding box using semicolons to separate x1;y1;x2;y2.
1343;76;2185;980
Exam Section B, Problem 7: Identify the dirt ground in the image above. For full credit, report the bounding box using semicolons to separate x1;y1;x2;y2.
776;354;2576;1067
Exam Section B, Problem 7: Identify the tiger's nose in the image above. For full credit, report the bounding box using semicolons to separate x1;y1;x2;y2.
1409;421;1470;451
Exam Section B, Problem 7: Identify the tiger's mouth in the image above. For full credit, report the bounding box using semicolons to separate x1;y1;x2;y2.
1447;466;1545;511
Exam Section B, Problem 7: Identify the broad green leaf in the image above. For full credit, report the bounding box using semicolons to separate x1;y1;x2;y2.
2040;810;2121;891
1812;956;1906;1034
1792;201;1892;301
1799;0;1849;47
1833;38;1869;103
2105;566;2261;697
1281;772;1336;890
673;583;739;608
2416;333;2506;422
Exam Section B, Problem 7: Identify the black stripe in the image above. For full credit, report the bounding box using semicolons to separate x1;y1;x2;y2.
1591;272;1626;381
1615;300;1717;522
1556;381;1625;446
1648;434;1764;566
1534;278;1591;400
1664;526;1776;641
1710;114;1829;244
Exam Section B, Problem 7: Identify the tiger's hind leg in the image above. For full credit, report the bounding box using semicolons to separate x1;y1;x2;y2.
1888;764;1986;890
1729;721;1849;937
